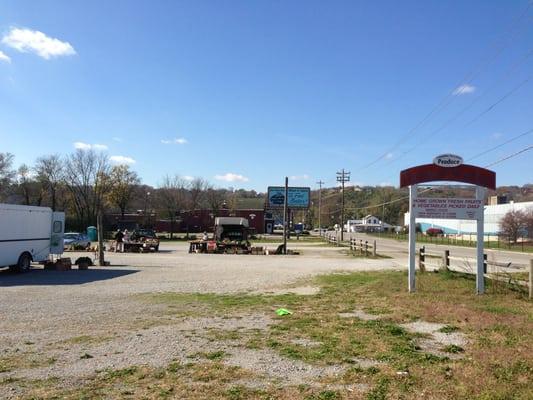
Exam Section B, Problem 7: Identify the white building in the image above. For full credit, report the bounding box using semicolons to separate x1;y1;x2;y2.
404;200;533;235
345;215;393;232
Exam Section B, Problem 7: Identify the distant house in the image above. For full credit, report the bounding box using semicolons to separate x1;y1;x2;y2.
345;215;392;232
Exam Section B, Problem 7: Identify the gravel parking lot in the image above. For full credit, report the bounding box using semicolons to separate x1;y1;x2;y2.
0;241;401;397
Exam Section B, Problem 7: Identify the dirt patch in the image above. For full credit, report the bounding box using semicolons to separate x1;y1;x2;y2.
3;314;273;381
349;357;383;368
338;309;381;321
290;338;322;348
224;348;345;385
400;321;468;359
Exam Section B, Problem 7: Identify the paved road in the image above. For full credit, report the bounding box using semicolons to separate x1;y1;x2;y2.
322;231;532;271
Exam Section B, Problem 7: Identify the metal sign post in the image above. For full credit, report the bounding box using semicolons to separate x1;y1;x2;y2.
476;186;486;294
408;185;417;293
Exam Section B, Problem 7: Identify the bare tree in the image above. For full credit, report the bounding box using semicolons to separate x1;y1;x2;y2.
205;185;225;215
499;210;525;244
157;175;187;238
16;164;44;206
17;164;31;205
108;164;141;220
64;150;111;229
35;154;63;211
188;178;207;210
0;152;15;200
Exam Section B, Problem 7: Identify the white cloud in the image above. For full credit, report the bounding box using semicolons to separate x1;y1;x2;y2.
214;173;249;183
290;174;310;181
385;152;393;159
112;137;122;142
2;27;76;60
161;137;188;145
378;182;393;187
183;175;195;181
453;84;476;95
110;155;136;165
73;142;108;151
73;141;92;150
0;51;11;63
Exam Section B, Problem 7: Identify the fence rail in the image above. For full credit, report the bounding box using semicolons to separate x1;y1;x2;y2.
323;233;532;298
369;231;533;253
418;245;532;298
349;238;376;256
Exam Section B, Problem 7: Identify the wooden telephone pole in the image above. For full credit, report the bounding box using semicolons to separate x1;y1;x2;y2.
336;169;350;241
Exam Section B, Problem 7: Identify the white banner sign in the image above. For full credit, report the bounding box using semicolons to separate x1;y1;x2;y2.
412;197;483;220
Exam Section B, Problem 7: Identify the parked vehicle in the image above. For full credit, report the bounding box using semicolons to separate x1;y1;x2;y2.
0;204;65;272
189;217;250;253
426;228;444;236
64;232;91;250
124;229;160;252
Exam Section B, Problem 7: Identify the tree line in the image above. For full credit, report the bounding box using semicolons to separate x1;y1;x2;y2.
0;151;263;232
1;151;532;232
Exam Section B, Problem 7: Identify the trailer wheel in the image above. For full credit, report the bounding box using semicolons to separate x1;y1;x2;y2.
15;252;32;273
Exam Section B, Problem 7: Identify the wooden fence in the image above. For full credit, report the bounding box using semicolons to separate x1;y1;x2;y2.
419;245;533;298
322;233;532;298
350;238;377;257
324;235;377;256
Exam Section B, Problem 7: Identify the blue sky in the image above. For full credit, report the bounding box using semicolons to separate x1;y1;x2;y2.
0;0;532;191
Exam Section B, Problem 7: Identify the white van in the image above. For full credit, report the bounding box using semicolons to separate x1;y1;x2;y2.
0;204;65;272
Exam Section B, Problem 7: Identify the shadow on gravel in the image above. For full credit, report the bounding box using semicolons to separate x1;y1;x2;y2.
0;268;138;286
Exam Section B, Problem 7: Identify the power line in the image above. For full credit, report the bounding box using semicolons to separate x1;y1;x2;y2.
484;144;533;167
467;127;533;162
360;3;533;171
385;50;533;165
463;76;531;127
328;145;532;215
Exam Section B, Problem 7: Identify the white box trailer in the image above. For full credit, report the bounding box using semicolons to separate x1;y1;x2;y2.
0;203;65;272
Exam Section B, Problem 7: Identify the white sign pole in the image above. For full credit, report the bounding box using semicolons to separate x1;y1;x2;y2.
476;186;486;294
408;184;417;292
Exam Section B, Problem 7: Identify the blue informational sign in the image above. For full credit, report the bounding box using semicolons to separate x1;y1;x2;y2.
267;186;310;209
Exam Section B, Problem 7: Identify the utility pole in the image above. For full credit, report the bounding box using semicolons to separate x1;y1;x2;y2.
336;169;350;242
316;180;324;235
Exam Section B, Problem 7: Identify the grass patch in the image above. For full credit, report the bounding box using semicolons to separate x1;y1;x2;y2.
10;270;531;399
443;344;464;354
140;291;302;317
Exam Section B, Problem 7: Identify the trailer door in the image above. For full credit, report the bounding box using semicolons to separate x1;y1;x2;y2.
50;212;65;255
